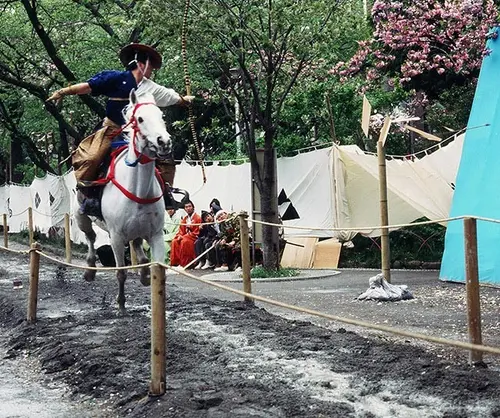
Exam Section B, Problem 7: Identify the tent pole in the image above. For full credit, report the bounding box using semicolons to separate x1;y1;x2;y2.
377;140;391;283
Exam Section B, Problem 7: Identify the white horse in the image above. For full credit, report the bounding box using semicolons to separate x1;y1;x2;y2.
75;90;170;312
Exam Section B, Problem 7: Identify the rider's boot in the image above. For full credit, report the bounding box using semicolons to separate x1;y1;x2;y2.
78;185;102;218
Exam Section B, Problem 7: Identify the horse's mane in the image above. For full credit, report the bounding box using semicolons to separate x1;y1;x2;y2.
122;91;157;122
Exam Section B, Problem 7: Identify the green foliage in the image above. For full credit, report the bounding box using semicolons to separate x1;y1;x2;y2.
425;82;476;138
250;266;299;279
339;220;445;269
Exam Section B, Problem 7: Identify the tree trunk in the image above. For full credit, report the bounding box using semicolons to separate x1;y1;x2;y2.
58;122;71;172
260;130;280;270
10;138;24;183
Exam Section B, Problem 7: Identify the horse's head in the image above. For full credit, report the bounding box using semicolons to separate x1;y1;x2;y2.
124;90;172;160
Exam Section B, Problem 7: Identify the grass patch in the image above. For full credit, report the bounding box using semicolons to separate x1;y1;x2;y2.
250;266;299;279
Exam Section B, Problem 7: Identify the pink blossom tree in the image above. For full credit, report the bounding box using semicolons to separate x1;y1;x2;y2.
331;0;497;94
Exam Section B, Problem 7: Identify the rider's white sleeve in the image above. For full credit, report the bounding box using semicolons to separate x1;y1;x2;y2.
136;78;181;107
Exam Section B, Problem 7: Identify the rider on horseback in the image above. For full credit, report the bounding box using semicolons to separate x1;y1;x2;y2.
47;43;192;216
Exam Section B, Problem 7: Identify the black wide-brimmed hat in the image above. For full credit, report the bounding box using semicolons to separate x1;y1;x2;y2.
119;43;162;69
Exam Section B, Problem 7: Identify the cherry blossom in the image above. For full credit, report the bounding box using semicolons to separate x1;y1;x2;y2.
331;0;497;88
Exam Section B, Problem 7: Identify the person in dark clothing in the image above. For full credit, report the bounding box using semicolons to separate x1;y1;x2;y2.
194;211;218;270
214;210;240;272
209;198;222;217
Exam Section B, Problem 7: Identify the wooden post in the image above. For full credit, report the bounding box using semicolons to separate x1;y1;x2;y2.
239;212;253;303
28;207;34;246
64;213;72;263
377;140;391;283
27;242;41;323
3;213;7;248
149;263;166;396
464;217;483;364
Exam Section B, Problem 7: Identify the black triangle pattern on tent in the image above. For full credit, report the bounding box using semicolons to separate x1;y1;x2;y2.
34;192;41;209
49;193;55;206
278;189;300;221
278;189;288;206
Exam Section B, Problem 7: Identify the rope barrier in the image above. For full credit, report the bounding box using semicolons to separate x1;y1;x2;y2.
162;213;239;227
161;213;500;232
4;241;500;357
160;263;500;357
249;215;465;232
1;222;498;366
8;208;29;217
35;250;154;271
0;245;29;255
31;208;53;217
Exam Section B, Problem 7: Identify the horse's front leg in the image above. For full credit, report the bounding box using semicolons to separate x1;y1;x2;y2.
148;232;166;277
132;238;151;286
149;232;166;263
110;235;127;313
74;211;97;282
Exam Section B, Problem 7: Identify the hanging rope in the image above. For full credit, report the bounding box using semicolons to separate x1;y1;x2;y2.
182;0;207;183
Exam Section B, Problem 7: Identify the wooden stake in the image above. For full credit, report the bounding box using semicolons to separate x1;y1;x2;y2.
377;141;391;283
28;207;33;246
464;217;483;364
64;213;72;263
361;95;372;138
3;213;7;248
239;212;253;303
149;263;166;396
379;116;391;147
27;242;41;323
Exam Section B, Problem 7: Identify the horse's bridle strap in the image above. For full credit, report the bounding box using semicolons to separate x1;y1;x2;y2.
128;102;157;165
106;145;165;204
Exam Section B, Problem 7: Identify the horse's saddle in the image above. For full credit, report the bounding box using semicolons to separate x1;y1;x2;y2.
77;147;190;216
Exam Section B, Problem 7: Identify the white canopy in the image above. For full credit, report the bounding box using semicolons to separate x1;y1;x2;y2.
0;134;463;243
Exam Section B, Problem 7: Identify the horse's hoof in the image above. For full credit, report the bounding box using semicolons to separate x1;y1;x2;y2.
140;275;151;286
83;270;96;282
140;267;151;286
116;296;126;314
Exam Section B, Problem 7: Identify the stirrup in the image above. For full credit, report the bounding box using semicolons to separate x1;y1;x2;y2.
79;197;103;218
164;184;190;210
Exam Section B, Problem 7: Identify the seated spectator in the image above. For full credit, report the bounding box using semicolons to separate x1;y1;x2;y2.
170;200;202;267
143;204;182;264
213;210;240;272
194;211;218;270
164;204;183;264
209;198;222;217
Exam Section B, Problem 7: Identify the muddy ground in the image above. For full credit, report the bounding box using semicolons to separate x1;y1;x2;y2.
1;248;500;417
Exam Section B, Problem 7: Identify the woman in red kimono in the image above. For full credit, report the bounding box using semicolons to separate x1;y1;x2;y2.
170;200;202;267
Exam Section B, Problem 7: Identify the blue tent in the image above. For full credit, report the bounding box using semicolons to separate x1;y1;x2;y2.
440;27;500;285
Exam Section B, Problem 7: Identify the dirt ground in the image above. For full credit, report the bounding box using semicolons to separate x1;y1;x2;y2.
1;248;500;418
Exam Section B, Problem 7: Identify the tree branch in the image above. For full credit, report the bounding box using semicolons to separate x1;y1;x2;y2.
71;0;121;42
0;98;56;174
20;0;105;117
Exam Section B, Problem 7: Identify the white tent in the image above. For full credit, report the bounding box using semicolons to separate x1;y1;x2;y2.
0;134;463;243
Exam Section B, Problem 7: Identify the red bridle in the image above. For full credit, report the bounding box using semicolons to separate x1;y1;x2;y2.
99;102;166;204
123;102;157;165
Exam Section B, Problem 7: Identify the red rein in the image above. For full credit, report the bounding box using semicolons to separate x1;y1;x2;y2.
102;102;165;204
